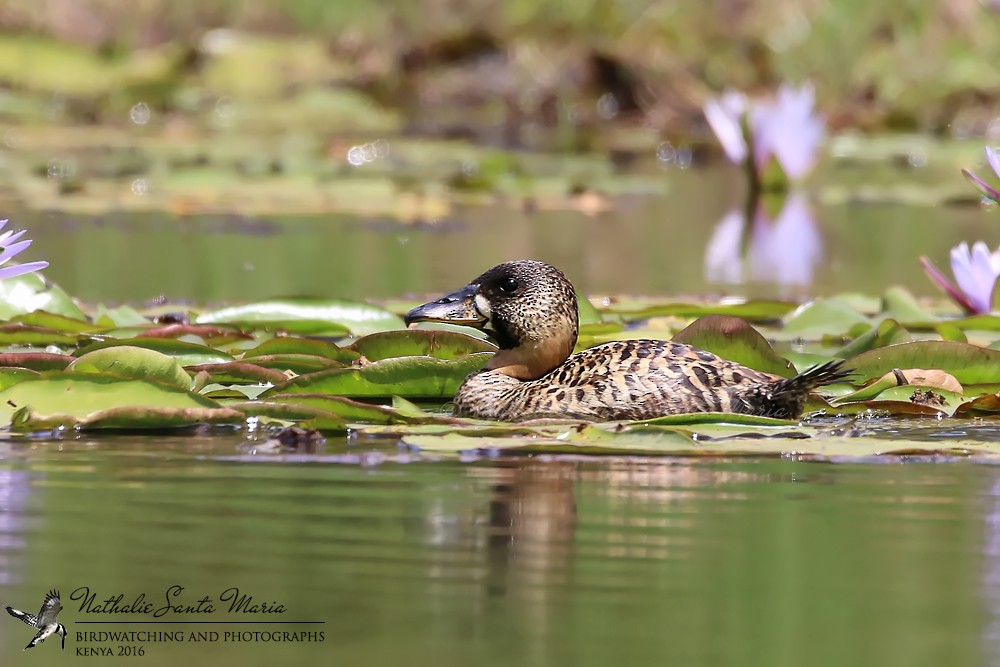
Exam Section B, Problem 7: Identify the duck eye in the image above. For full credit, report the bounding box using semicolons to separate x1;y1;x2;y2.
498;277;520;294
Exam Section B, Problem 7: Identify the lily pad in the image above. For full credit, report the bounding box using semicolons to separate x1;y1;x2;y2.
835;318;911;358
0;373;240;430
671;315;795;378
239;354;346;374
242;337;360;363
782;298;870;339
843;341;1000;385
12;311;103;333
348;330;496;361
605;299;794;322
196;298;403;335
264;353;491;398
68;346;192;390
0;323;84;346
0;272;86;320
74;338;234;367
184;362;289;386
0;352;71;371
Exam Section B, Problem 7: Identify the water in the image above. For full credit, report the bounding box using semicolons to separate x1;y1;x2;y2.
13;168;994;305
0;436;995;666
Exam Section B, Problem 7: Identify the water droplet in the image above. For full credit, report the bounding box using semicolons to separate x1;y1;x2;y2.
656;141;675;165
981;195;997;211
347;146;366;166
131;178;148;196
243;262;255;272
675;147;693;170
397;236;410;245
47;158;76;179
130;102;151;125
596;93;619;120
361;144;377;162
214;97;234;122
461;161;479;177
372;139;390;158
907;149;927;168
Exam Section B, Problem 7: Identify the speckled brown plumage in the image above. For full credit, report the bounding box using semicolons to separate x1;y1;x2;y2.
405;260;848;422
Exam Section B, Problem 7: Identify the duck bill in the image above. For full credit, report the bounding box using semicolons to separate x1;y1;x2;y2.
404;284;489;328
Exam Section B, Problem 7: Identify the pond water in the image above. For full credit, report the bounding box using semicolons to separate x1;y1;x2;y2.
0;437;995;666
15;167;994;305
2;158;998;664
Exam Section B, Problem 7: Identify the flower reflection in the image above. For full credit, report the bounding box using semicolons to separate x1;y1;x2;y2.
0;468;30;586
704;193;823;289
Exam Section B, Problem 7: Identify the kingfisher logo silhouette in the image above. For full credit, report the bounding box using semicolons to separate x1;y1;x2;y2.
5;589;66;651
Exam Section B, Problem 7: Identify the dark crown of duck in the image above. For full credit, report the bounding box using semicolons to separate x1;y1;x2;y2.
406;260;579;380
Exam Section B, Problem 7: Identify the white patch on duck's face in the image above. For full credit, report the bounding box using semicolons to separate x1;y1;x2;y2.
474;293;492;320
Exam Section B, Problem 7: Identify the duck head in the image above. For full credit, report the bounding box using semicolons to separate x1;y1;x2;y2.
405;260;580;380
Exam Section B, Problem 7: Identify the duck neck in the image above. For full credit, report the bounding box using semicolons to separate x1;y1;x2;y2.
486;310;579;381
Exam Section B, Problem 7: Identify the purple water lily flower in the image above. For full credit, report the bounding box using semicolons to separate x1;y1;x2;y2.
0;219;47;280
920;241;1000;314
963;147;1000;204
704;193;823;289
704;83;824;183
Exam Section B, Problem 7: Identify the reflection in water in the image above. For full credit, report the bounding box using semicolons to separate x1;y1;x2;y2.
984;476;1000;666
705;193;823;292
0;465;30;586
0;441;991;667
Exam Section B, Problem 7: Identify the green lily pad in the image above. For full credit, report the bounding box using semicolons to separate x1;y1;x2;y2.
12;311;102;333
242;337;359;363
881;286;935;323
782;298;870;339
184;362;288;386
0;272;86;320
835;318;911;358
605;299;794;322
0;373;240;430
843;341;1000;385
239;354;346;374
0;367;39;390
68;346;192;390
196;298;403;335
230;401;348;431
94;304;151;327
74;338;234;367
348;330;496;361
671;315;795;378
250;393;458;425
264;352;491;399
0;323;84;346
578;294;603;325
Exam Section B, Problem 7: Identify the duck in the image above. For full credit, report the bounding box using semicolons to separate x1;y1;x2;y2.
405;260;848;421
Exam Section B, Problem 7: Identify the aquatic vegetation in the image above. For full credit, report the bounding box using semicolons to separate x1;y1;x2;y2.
962;146;1000;204
704;193;822;288
0;269;997;458
0;220;48;281
704;83;824;187
920;241;1000;314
